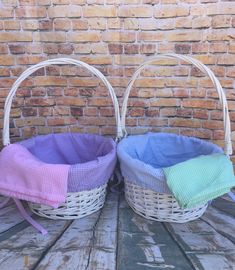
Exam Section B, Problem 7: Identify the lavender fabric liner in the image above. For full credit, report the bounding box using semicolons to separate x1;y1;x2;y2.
20;133;117;192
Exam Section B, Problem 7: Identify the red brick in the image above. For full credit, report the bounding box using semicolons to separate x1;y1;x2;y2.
206;3;235;15
182;99;217;109
0;32;32;42
124;44;139;54
108;44;123;54
108;18;122;29
0;44;8;54
218;55;235;65
34;32;66;43
47;88;63;96
139;19;158;30
138;118;168;127
138;31;165;42
0;8;14;18
9;44;25;54
212;15;231;28
177;108;192;118
4;21;20;30
150;98;180;107
192;17;211;28
38;20;52;31
175;17;192;28
114;55;144;65
57;97;86;106
160;108;176;117
194;129;212;139
100;108;115;116
103;32;136;42
129;108;145;117
202;120;223;130
15;118;45;127
88;18;106;30
16;7;46;18
146;108;159;117
0;68;10;77
58;44;73;54
68;32;100;42
173;89;189;98
169;118;201;128
72;19;89;30
140;44;156;55
19;0;36;4
80;56;112;65
48;6;82;18
155;6;189;18
88;98;113;107
0;56;14;66
166;30;202;41
25;98;55;107
47;117;77;126
118;6;152;17
54;19;71;30
22;108;37;117
43;44;59;54
71;107;83;117
124;18;139;30
83;6;116;17
192;43;209;53
174;43;191;54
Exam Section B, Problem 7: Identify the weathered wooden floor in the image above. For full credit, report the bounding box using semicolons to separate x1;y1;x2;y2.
0;193;234;270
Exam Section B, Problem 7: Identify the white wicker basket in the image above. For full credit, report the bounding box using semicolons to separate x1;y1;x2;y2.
3;58;122;220
120;53;233;223
29;184;107;220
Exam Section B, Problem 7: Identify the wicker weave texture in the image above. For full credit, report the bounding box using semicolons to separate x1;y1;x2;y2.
125;181;208;223
28;184;107;220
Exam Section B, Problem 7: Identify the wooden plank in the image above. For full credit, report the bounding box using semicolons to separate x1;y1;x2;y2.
201;206;235;244
212;197;235;217
0;217;70;270
165;215;235;270
187;253;235;270
0;204;25;234
0;196;13;207
118;196;194;270
165;219;235;252
35;192;119;270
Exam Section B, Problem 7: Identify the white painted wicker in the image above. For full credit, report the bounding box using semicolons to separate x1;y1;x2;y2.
29;184;107;220
125;181;208;223
120;53;232;223
3;58;122;220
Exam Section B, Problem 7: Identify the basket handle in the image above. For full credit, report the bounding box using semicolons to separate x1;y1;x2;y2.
121;53;232;156
3;58;123;146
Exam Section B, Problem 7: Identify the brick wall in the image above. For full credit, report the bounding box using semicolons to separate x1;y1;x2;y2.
0;0;234;159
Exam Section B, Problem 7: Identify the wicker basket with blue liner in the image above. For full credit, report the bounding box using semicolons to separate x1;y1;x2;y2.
2;58;122;220
117;53;233;223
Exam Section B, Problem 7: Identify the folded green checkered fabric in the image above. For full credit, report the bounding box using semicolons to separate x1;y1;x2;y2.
163;154;235;209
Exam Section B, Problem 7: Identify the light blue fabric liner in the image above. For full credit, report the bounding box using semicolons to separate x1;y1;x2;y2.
117;133;223;194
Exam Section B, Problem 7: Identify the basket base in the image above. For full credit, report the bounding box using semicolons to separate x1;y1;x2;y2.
28;184;107;220
125;180;208;223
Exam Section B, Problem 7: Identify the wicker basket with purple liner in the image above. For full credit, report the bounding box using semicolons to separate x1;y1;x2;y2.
3;58;122;220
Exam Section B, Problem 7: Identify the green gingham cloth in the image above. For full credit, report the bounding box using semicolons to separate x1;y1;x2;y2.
163;154;235;209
